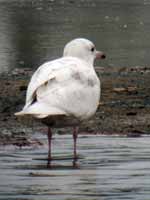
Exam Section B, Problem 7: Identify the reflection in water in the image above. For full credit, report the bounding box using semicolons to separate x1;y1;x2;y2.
0;134;150;200
0;0;150;73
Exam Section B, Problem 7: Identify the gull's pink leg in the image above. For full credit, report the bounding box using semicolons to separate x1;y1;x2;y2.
73;127;79;160
47;127;52;166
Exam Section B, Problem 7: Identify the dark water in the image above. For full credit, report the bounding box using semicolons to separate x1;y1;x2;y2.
0;134;150;200
0;0;150;73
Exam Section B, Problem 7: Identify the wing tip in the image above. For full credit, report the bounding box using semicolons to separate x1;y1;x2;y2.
14;111;24;116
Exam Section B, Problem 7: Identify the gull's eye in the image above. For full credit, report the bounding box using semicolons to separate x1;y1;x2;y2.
91;47;95;52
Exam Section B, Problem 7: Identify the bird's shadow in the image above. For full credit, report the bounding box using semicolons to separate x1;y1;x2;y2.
13;154;83;171
46;156;80;169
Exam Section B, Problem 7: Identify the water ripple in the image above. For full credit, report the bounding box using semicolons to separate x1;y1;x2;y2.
0;135;150;200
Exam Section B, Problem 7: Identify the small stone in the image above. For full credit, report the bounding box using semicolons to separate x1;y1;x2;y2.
123;24;127;28
19;60;24;65
113;87;127;93
126;132;141;138
1;129;12;137
105;16;109;19
115;16;120;21
126;112;137;116
19;85;27;91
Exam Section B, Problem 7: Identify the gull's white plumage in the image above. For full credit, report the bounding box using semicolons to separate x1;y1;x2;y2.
15;38;105;166
16;38;102;120
16;57;100;119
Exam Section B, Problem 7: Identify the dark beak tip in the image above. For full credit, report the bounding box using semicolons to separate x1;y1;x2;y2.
101;54;106;59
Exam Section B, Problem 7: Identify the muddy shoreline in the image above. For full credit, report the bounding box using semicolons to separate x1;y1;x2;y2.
0;66;150;145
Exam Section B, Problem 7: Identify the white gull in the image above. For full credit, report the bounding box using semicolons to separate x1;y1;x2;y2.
15;38;105;166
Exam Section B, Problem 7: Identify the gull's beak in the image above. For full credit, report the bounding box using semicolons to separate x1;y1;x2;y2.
95;51;106;59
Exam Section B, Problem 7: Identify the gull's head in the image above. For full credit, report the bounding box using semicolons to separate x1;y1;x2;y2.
63;38;105;65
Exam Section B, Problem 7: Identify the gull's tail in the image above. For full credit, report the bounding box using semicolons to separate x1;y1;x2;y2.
15;102;66;119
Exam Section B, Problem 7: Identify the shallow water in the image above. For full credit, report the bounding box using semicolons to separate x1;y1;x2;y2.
1;134;150;200
0;0;150;73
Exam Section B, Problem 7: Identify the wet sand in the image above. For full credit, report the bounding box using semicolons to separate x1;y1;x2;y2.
0;65;150;145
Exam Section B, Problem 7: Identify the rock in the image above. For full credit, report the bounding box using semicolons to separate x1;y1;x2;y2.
126;112;137;116
113;86;138;94
123;24;128;29
113;87;127;93
19;85;27;91
1;129;12;137
127;86;138;94
126;132;141;138
129;66;150;73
